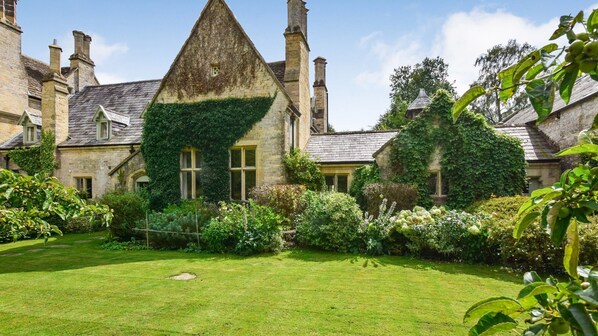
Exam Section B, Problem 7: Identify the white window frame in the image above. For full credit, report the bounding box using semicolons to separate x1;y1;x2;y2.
75;177;93;199
24;125;36;144
324;174;349;193
180;148;203;199
230;147;257;201
97;114;111;140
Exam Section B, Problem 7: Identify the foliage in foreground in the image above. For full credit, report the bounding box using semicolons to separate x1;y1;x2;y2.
249;184;306;229
283;148;326;191
0;169;112;242
8;131;56;177
101;190;147;241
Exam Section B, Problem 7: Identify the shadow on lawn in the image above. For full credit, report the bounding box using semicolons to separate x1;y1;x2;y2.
286;248;521;284
0;233;519;284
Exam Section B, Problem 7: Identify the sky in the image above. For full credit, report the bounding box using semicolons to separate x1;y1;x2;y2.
16;0;598;131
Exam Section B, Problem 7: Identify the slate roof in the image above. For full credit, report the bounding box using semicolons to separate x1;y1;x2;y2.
19;109;42;126
60;79;161;147
306;131;398;164
95;105;131;126
504;75;598;125
495;126;557;162
267;61;286;85
408;89;431;111
21;55;50;98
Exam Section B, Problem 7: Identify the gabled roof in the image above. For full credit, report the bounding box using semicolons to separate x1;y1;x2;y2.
306;131;398;164
267;61;286;85
17;109;42;126
504;75;598;125
151;0;294;108
495;125;557;162
21;55;50;99
93;105;131;126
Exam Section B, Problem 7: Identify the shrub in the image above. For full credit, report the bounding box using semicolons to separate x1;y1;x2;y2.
283;149;325;191
394;206;445;256
202;201;284;255
358;198;396;255
0;169;112;242
349;164;380;209
101;190;147;241
249;184;306;228
362;182;418;217
296;191;363;252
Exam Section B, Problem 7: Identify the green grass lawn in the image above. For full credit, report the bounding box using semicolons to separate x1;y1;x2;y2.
0;232;522;335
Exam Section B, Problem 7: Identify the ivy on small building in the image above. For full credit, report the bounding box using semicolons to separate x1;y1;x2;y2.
142;96;275;210
390;90;526;209
9;131;56;177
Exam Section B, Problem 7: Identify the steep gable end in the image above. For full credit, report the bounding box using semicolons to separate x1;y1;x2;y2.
154;0;288;104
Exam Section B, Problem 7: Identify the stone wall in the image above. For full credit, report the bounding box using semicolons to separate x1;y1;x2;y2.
0;20;27;143
537;96;597;168
319;163;361;190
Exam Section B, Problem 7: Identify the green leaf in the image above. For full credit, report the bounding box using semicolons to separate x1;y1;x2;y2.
530;186;555;198
514;212;540;239
568;303;598;336
468;312;518;336
463;297;523;323
579;201;598;212
550;15;574;40
526;64;545;81
526;79;555;122
517;282;558;300
546;201;564;231
589;9;598;33
557;143;598;157
499;66;516;102
523;271;543;285
551;216;570;245
564;220;579;278
559;65;579;104
453;86;486;122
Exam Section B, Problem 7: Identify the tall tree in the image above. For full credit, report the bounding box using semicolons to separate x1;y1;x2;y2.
470;40;535;124
374;57;456;130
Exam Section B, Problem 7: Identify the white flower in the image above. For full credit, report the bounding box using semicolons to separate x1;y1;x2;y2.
468;225;480;235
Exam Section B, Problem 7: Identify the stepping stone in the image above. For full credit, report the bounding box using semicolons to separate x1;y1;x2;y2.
28;249;45;253
168;272;197;281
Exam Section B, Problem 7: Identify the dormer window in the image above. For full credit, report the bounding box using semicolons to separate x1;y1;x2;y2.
92;105;130;142
97;115;111;140
18;110;42;145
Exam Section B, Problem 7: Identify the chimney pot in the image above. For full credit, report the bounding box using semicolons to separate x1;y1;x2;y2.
4;0;17;25
83;34;92;59
49;40;62;74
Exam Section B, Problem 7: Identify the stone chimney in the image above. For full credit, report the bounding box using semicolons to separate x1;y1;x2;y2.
312;57;328;133
2;0;18;26
69;30;96;92
49;39;61;74
284;0;310;149
42;41;70;145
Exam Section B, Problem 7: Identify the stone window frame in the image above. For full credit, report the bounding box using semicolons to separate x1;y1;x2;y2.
230;147;257;201
180;148;203;200
75;176;93;199
20;116;39;145
324;174;349;193
428;170;448;197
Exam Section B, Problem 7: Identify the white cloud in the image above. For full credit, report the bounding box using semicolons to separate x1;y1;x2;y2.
57;32;128;66
352;4;598;97
95;72;127;84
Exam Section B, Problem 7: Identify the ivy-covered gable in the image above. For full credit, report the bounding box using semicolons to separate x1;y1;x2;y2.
391;90;526;209
142;97;275;210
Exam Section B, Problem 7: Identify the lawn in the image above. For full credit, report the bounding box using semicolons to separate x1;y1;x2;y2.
0;232;522;335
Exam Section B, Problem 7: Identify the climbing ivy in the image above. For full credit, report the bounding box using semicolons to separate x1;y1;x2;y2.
391;90;526;209
142;97;274;210
9;131;56;177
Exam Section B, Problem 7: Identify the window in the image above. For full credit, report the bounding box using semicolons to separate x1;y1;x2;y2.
96;114;110;140
324;174;349;193
428;171;448;196
25;125;36;143
75;177;93;199
211;63;220;77
135;176;150;191
230;147;256;200
180;149;203;199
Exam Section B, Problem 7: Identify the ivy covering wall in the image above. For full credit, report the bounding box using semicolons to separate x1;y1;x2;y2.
9;131;56;177
142;97;275;210
390;90;526;209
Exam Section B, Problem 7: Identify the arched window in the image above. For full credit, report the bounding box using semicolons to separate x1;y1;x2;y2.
135;175;150;191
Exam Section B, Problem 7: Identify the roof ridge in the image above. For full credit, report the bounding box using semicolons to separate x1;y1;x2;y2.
84;79;162;88
21;54;50;66
312;130;399;136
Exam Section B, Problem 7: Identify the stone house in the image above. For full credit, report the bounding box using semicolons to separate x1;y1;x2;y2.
0;0;566;201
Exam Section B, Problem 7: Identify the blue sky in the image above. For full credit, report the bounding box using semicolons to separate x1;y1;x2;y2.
17;0;598;131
